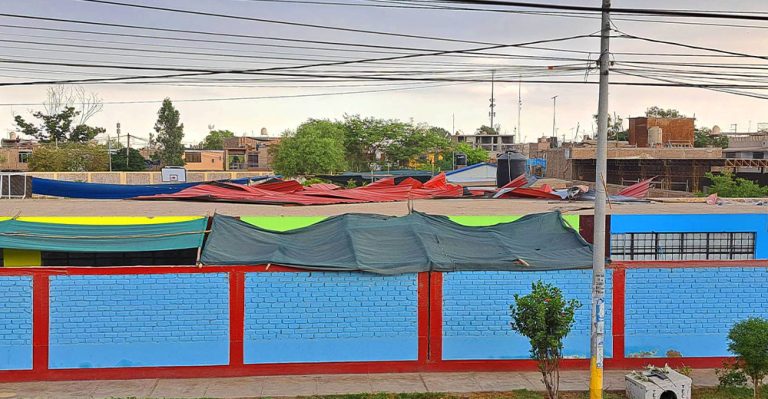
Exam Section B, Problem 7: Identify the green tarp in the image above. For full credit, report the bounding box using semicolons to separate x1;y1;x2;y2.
0;218;208;252
201;212;593;274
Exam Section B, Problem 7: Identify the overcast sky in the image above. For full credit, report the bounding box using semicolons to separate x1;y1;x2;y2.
1;0;766;145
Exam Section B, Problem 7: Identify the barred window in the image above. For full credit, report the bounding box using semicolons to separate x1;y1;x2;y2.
611;232;755;261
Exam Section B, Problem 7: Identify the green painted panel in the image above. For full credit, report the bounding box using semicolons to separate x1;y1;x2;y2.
241;214;580;231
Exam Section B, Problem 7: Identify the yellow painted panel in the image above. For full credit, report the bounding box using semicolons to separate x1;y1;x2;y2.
3;249;41;267
12;216;204;225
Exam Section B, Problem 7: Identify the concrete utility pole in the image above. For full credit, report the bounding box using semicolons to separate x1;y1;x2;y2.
590;1;611;399
517;76;522;143
551;95;558;138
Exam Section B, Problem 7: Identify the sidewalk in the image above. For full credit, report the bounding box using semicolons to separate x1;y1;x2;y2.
0;369;719;399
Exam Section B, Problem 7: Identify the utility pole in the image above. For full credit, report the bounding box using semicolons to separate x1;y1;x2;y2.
107;134;112;172
489;70;496;131
452;113;455;135
590;1;611;399
517;76;522;144
551;95;558;138
126;133;130;168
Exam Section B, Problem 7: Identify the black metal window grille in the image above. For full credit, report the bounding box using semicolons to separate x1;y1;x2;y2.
610;232;755;261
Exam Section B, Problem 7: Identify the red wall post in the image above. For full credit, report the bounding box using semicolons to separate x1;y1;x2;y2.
32;273;49;374
229;271;245;367
612;266;626;362
427;272;443;366
417;272;429;366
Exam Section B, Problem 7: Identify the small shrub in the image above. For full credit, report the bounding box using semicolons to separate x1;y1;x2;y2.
510;281;581;399
676;364;693;377
666;349;682;358
728;317;768;399
302;177;331;186
717;360;748;388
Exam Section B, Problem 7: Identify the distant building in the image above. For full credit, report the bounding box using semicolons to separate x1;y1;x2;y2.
223;136;280;171
0;133;36;171
628;117;696;147
182;150;225;171
721;132;768;182
452;133;515;160
532;140;724;192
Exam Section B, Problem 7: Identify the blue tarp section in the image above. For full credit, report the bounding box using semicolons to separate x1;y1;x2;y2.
31;176;272;199
0;218;208;252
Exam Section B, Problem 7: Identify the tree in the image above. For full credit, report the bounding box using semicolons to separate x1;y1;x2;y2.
728;317;768;399
153;98;185;166
342;115;406;171
695;127;729;148
270;119;347;177
705;172;768;198
385;123;452;168
453;142;489;165
510;281;581;399
28;143;109;172
43;85;103;126
476;125;498;135
202;129;235;150
593;112;627;141
645;106;684;118
111;147;147;171
14;107;105;144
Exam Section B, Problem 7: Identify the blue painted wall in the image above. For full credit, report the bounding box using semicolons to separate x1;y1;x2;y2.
625;267;768;358
442;270;612;360
244;272;418;364
611;214;768;258
0;276;33;370
49;273;229;369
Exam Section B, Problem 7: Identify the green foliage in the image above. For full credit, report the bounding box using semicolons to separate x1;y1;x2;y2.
476;124;498;135
342;115;408;170
705;172;768;198
510;281;581;399
695;127;729;148
28;143;109;172
110;148;147;171
154;98;185;166
202;129;235;150
453;142;490;166
718;360;749;388
593;113;627;141
302;177;332;186
645;106;685;118
270;119;348;177
728;317;768;399
14;106;105;143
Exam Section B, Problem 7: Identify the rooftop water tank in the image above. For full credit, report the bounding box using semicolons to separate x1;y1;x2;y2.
496;151;526;187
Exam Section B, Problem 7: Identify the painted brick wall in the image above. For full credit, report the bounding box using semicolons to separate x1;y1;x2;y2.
49;273;229;368
611;214;768;259
0;276;33;370
244;272;418;363
442;270;613;360
625;267;768;358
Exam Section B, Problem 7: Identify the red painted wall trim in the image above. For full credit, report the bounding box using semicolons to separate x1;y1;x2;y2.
612;268;626;361
0;264;329;276
229;271;245;367
428;272;443;364
32;274;49;372
611;260;768;269
417;273;429;366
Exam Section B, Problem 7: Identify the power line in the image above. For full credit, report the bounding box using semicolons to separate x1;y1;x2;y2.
0;33;597;86
436;0;768;21
77;0;500;46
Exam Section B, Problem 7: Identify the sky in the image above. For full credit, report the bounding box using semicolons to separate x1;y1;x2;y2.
0;0;767;146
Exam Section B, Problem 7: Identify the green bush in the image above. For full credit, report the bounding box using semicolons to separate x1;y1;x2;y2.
706;172;768;198
728;317;768;399
510;281;581;399
717;360;749;388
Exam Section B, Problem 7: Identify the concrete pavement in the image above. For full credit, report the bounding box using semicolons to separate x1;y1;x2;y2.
0;369;719;398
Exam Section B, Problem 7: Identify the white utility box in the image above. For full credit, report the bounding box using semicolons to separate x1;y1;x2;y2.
625;366;692;399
